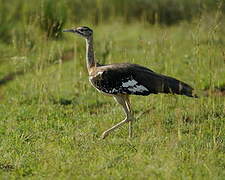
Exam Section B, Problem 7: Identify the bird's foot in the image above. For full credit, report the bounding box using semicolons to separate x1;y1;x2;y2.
101;131;109;139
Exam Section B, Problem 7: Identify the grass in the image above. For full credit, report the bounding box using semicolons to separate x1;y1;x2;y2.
0;14;225;179
1;0;224;43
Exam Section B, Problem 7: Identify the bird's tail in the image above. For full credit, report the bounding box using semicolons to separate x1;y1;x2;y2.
160;75;198;98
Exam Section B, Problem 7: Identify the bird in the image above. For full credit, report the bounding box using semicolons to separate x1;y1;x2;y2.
63;26;197;139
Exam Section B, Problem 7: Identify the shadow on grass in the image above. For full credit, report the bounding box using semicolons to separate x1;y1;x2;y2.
51;97;75;106
0;49;74;87
0;70;25;87
204;83;225;96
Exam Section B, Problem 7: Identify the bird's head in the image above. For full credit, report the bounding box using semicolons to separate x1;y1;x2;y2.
63;26;93;39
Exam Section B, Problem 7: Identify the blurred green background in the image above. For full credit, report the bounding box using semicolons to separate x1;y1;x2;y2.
0;0;225;179
0;0;224;42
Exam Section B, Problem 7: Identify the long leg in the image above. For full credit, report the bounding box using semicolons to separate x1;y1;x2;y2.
101;95;134;139
120;95;133;138
125;96;133;138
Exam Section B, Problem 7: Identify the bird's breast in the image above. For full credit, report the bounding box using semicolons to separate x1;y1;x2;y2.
89;75;115;96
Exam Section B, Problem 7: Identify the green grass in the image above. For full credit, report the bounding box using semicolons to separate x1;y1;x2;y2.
0;15;225;179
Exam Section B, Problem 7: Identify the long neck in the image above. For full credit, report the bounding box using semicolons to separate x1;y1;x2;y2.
85;36;96;70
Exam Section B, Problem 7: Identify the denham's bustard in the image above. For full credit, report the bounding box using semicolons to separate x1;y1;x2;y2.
63;26;197;139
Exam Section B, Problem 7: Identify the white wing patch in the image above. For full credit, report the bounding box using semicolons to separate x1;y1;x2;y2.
122;79;149;93
122;80;138;87
128;85;148;93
